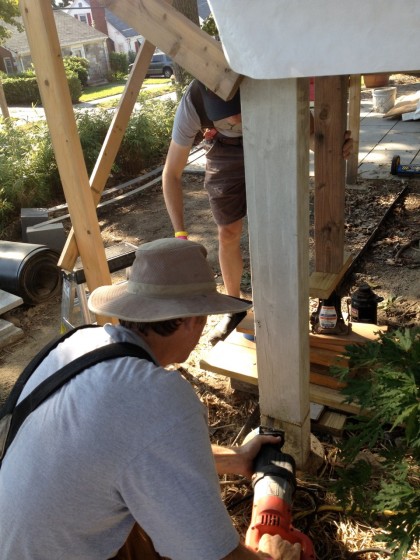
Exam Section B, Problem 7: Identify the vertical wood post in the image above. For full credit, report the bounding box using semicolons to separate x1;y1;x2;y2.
347;75;361;184
58;40;156;272
19;0;112;323
314;75;348;273
241;77;311;467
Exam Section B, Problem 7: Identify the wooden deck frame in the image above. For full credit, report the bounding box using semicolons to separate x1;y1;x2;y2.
19;0;354;466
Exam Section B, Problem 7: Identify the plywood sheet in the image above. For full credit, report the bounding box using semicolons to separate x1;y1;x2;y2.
209;0;420;79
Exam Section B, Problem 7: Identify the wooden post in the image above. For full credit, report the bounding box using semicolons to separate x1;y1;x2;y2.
19;0;112;323
98;0;241;100
347;74;361;184
59;40;156;272
0;80;10;119
241;77;311;467
314;75;348;273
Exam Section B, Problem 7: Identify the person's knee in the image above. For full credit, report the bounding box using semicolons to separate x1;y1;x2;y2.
218;222;242;247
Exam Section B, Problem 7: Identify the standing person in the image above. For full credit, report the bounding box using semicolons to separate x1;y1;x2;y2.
0;238;300;560
162;80;353;343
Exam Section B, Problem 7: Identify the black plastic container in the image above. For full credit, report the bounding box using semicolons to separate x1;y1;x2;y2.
350;283;384;325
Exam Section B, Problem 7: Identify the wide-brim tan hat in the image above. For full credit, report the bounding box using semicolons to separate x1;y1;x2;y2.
88;238;251;322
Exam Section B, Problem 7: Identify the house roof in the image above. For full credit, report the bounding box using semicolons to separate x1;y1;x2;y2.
105;9;141;39
3;10;107;55
197;0;211;21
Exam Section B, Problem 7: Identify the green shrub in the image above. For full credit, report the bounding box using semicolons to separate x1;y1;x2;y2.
0;121;60;235
0;96;176;235
3;76;42;105
2;73;82;105
67;73;82;103
63;56;89;87
331;327;420;559
109;52;129;75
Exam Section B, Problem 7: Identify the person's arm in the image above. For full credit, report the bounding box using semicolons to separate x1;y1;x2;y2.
162;139;192;235
212;434;282;478
221;538;301;560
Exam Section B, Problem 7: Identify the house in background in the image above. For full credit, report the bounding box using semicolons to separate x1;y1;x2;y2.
0;10;110;84
63;0;144;56
64;0;212;56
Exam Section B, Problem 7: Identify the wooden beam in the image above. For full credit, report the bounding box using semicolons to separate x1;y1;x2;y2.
347;75;361;184
58;40;156;272
19;0;112;324
98;0;242;100
309;251;352;299
314;75;348;273
241;77;311;466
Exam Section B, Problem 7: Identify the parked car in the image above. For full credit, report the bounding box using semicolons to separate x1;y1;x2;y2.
147;53;174;78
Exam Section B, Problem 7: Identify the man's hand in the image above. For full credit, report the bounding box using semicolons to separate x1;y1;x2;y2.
258;534;301;560
213;434;282;478
342;129;354;160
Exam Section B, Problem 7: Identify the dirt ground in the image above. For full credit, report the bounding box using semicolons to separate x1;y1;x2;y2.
1;171;419;380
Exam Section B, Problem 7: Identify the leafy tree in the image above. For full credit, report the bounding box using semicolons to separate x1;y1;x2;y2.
0;0;22;44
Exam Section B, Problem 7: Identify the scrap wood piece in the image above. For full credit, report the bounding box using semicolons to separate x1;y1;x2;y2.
312;409;348;436
59;39;157;272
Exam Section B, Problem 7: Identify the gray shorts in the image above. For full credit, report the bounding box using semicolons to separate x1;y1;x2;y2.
204;140;246;226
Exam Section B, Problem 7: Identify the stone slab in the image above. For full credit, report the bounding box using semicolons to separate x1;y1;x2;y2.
0;290;23;315
26;222;66;253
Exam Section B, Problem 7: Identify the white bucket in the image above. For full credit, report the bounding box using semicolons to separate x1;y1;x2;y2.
372;86;397;113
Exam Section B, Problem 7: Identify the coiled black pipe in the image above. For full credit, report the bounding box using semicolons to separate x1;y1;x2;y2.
0;241;61;305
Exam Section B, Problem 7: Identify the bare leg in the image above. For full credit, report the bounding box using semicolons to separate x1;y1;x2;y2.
218;218;243;298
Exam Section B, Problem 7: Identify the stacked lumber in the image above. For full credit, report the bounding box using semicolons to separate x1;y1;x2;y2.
236;310;387;391
308;322;388;389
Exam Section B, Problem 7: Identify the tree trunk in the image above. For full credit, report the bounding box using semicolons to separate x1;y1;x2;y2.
0;80;10;119
172;0;199;91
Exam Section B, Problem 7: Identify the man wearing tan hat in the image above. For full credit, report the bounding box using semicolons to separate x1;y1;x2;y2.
0;239;299;560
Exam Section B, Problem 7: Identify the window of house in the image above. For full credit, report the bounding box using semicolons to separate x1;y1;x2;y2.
4;57;14;75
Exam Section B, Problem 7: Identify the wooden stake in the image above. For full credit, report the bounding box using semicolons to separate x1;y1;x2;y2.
19;0;111;323
59;40;156;272
314;75;348;273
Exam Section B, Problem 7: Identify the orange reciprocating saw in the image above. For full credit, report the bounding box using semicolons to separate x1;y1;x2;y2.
245;428;316;560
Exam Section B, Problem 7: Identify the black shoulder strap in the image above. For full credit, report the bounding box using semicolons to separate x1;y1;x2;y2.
1;339;154;465
189;79;214;129
0;324;99;419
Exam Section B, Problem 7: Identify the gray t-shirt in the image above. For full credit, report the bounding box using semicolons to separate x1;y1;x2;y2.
0;325;239;560
172;82;242;147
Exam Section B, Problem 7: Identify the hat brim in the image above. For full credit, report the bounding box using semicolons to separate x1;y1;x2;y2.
88;282;251;322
